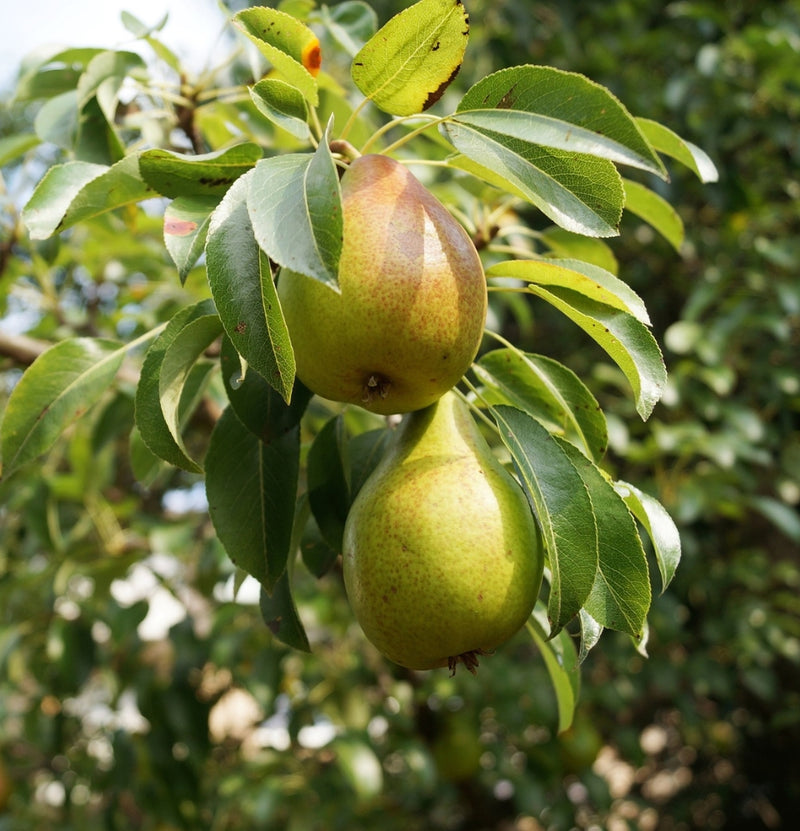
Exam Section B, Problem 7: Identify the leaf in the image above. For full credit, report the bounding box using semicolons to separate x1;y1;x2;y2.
475;348;608;462
206;405;300;593
219;336;311;443
121;10;168;38
527;606;580;733
526;284;667;420
250;78;311;141
0;338;124;478
623;178;684;252
76;50;146;122
351;0;469;115
22;154;153;239
139;144;263;199
453;66;666;177
558;441;651;638
446;139;624;238
135;300;216;472
234;6;321;104
259;570;311;652
307;416;350;553
297;494;339;578
164;195;218;282
33;91;79;150
487;258;651;325
637;117;719;183
540;227;619;275
207;172;296;401
75;96;125;165
318;1;378;57
577;610;603;664
247;131;342;288
0;133;41;167
349;427;392;500
14;47;105;101
615;481;682;592
491;405;597;634
158;315;224;467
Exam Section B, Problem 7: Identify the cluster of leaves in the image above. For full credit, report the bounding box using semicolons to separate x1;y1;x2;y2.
2;0;716;731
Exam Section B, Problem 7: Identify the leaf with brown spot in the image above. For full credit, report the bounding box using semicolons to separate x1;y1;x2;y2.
351;0;469;116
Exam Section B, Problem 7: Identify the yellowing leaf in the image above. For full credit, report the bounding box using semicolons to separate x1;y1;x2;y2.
352;0;469;116
234;6;320;104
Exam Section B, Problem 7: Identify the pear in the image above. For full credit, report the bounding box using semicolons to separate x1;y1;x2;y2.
277;154;487;414
342;392;543;673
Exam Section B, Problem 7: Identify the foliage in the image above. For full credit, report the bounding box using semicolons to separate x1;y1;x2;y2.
1;0;796;829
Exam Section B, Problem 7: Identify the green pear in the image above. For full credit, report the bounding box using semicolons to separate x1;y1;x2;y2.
277;154;487;415
343;392;544;673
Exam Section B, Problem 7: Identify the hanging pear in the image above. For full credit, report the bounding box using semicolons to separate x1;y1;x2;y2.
343;392;544;673
277;154;487;414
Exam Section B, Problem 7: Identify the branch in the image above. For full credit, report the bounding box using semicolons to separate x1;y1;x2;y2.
0;329;140;385
0;328;47;365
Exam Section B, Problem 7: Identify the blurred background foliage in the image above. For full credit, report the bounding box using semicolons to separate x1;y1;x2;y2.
1;0;799;829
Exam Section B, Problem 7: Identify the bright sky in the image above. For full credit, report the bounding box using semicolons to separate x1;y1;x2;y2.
1;0;235;89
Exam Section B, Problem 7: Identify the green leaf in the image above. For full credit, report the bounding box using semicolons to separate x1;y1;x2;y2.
453;66;665;176
135;301;216;472
540;227;619;275
219;336;311;443
637;117;719;183
297;493;339;578
76;50;145;122
527;605;580;733
349;427;392;500
250;78;311;141
623;178;684;251
259;570;311;652
139;144;263;199
233;6;320;105
307;416;350;553
33;91;79;150
491;405;597;634
121;10;168;38
22;154;153;239
318;1;378;57
247;133;342;288
0;133;41;167
164;195;218;283
475;349;608;462
207;172;296;401
578;610;603;663
75;96;125;165
558;441;651;638
14;47;105;101
488;258;651;325
206;405;300;593
351;0;469;115
615;481;682;592
446;139;624;238
526;284;667;420
158;315;224;468
0;338;124;478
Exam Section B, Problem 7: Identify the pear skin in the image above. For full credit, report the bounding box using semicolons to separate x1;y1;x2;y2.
277;154;487;414
343;392;544;672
